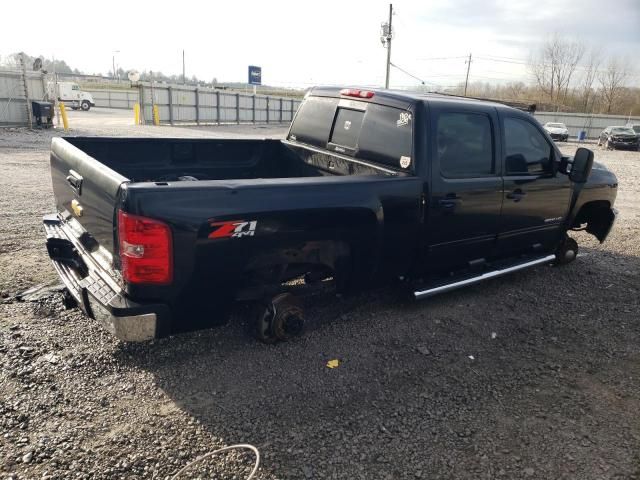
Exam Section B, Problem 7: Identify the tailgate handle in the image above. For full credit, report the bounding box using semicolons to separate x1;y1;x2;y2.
66;170;83;194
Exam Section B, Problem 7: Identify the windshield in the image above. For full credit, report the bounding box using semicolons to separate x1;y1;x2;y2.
611;127;636;134
547;123;566;128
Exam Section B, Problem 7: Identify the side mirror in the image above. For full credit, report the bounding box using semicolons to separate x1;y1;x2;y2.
569;147;594;183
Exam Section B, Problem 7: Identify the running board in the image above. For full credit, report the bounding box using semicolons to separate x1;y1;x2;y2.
414;254;556;300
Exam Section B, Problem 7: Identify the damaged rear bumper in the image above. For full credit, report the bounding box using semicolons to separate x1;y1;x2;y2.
43;213;170;342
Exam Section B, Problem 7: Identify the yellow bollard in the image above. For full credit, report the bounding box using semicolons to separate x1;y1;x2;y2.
133;103;140;125
152;104;160;126
59;102;69;131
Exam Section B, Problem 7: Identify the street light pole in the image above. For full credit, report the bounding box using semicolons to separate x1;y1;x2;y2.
385;4;393;89
112;50;120;83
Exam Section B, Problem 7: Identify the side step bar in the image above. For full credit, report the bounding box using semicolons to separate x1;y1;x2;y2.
414;254;556;300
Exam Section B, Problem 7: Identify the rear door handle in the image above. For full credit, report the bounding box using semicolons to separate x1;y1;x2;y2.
506;189;526;202
66;170;83;194
438;194;460;209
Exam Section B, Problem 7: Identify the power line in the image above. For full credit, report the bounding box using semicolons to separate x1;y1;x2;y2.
415;56;469;61
390;62;438;85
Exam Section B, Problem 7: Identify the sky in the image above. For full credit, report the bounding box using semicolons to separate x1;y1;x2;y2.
1;0;638;89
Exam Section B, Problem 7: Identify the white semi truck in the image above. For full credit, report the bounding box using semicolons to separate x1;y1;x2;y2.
47;82;95;111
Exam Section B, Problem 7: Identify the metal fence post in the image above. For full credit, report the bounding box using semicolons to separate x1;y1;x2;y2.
216;91;220;125
252;94;256;124
236;93;240;124
195;87;200;125
266;96;270;124
138;84;145;124
168;86;174;125
108;89;112;109
279;98;283;123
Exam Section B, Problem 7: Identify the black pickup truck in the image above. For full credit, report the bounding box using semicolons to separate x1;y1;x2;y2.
43;87;618;342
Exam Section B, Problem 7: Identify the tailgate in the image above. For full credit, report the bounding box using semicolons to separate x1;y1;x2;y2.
50;137;128;252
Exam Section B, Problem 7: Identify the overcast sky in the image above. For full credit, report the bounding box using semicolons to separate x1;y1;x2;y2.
1;0;638;89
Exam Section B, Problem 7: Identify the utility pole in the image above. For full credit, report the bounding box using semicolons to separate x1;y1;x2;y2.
112;50;120;83
463;53;472;96
182;50;186;85
384;4;393;89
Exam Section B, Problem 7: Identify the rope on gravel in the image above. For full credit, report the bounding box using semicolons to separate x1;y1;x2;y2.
170;444;260;480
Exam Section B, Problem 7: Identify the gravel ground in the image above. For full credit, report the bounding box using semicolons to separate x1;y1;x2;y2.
1;115;639;480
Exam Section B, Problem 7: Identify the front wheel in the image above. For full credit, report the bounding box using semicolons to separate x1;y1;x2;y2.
81;100;91;111
554;236;578;265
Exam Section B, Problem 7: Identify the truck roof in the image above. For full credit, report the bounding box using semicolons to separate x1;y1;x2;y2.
310;86;536;114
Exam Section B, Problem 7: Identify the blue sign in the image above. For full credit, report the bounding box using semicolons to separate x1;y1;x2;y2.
248;65;262;85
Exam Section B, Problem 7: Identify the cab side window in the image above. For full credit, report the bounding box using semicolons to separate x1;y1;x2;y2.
437;112;494;178
504;117;552;175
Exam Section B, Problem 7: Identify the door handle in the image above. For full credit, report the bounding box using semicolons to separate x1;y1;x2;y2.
438;200;456;209
66;170;83;194
506;189;526;202
438;194;460;209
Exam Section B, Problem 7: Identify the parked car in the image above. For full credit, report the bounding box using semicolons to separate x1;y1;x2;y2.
626;122;640;136
47;82;95;111
43;87;618;343
543;122;570;141
597;126;639;150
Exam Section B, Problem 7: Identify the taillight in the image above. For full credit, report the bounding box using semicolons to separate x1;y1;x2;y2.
118;210;172;285
340;88;374;99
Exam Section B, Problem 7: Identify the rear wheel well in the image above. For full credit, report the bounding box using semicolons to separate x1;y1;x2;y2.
237;241;351;300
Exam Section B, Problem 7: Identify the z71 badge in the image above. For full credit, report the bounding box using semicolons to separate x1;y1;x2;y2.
208;219;258;239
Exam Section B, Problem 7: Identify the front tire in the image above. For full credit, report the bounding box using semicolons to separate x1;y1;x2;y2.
81;100;90;111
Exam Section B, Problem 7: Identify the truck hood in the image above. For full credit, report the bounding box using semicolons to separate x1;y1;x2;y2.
588;161;617;188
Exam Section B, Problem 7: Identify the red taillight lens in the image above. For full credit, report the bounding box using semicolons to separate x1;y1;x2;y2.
118;210;172;285
340;88;374;99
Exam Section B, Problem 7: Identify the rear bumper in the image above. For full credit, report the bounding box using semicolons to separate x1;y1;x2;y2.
43;213;170;342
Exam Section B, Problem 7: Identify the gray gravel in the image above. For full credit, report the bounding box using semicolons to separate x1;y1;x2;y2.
1;115;639;479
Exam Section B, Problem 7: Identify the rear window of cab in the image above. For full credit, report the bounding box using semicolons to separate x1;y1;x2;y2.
288;96;413;170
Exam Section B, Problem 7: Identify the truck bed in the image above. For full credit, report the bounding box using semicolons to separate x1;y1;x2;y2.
63;137;398;182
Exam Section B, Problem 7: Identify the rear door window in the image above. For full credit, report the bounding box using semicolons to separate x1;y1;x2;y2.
436;112;494;178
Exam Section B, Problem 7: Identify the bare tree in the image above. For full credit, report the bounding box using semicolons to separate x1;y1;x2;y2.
578;47;602;112
598;56;630;113
529;34;585;108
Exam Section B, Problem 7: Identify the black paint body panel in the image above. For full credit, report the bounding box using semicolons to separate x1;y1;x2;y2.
46;88;618;335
